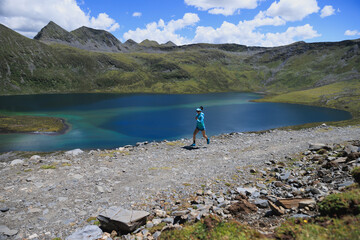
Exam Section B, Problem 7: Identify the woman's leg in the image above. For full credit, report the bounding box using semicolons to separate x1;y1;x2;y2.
202;130;210;144
201;130;208;140
193;128;199;144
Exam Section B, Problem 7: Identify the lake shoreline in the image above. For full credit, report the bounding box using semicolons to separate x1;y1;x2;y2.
0;91;355;139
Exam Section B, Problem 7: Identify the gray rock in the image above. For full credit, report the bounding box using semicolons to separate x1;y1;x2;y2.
279;171;291;181
0;207;9;212
146;222;154;229
254;199;269;208
290;214;311;219
65;225;103;240
338;181;354;188
172;210;190;216
236;187;257;196
153;231;161;239
98;206;149;234
10;159;24;166
309;143;331;151
30;155;41;160
162;217;174;224
65;149;84;156
309;187;321;195
0;225;18;236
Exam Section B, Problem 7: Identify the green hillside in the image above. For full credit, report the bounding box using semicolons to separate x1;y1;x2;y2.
1;23;359;96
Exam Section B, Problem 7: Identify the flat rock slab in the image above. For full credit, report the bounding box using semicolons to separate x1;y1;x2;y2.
268;201;285;216
98;206;149;234
277;198;316;209
309;143;331;151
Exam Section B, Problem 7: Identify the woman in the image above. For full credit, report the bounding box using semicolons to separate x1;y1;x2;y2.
191;106;210;146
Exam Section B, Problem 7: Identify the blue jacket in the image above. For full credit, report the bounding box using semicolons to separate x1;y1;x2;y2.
196;112;205;129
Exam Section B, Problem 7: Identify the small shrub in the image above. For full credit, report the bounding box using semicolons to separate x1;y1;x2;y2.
318;189;360;217
351;167;360;184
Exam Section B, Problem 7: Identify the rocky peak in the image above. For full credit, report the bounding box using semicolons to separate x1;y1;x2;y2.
71;26;121;47
162;41;177;47
34;21;76;43
33;21;123;52
123;39;138;46
139;39;160;47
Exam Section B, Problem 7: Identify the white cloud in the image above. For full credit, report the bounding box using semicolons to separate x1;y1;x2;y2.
184;0;259;16
266;0;320;21
193;12;320;47
123;13;200;45
320;5;335;18
0;0;119;38
264;24;320;46
345;30;360;36
132;12;142;17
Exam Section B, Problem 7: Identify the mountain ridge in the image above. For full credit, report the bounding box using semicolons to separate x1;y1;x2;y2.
1;22;359;98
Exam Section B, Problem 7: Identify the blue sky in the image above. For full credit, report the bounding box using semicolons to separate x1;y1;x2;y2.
0;0;359;46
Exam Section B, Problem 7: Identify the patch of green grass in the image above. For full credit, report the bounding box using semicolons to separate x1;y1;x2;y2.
149;222;167;234
40;164;57;169
149;167;171;170
160;215;264;240
0;115;66;134
275;216;360;240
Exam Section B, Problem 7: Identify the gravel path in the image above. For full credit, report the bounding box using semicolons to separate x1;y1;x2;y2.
1;124;360;239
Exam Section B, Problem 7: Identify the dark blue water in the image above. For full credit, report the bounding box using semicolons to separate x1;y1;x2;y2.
0;93;352;152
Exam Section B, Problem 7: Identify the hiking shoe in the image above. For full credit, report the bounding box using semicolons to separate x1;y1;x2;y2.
207;138;210;144
190;143;196;147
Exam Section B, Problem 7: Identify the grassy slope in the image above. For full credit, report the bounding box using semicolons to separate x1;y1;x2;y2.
256;79;360;125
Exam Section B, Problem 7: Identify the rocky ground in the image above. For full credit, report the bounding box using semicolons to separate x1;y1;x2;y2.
1;124;360;239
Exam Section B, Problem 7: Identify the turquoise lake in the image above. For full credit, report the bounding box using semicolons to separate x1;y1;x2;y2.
0;92;352;152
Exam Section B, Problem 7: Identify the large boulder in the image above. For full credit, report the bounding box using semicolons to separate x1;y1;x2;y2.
98;206;149;234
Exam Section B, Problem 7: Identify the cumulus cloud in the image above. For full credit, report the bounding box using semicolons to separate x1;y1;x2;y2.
266;0;320;21
193;11;320;47
320;5;335;18
123;13;200;45
132;12;142;17
345;30;360;36
0;0;119;38
184;0;259;16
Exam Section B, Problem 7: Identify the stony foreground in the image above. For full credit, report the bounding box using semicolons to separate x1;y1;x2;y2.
1;124;360;239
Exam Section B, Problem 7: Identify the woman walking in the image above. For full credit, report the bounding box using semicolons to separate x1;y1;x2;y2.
191;106;210;146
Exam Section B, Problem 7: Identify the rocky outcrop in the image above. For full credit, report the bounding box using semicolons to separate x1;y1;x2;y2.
34;21;123;53
34;21;78;44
